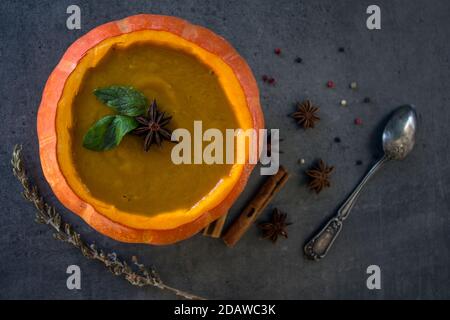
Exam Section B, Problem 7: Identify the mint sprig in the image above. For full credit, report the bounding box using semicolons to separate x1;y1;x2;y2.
94;86;148;117
83;115;139;151
83;86;147;151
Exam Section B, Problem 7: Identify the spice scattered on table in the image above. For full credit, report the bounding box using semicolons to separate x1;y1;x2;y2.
258;208;292;243
295;57;303;63
334;137;341;143
306;159;334;194
356;160;363;166
338;47;345;52
262;75;276;85
354;118;363;125
349;82;358;90
363;97;371;103
274;48;281;55
203;213;228;238
326;80;335;88
222;167;290;247
340;99;348;107
299;158;305;165
291;100;320;129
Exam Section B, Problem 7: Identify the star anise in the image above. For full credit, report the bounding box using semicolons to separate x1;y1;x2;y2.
291;100;320;129
258;208;292;243
134;100;172;151
306;159;334;194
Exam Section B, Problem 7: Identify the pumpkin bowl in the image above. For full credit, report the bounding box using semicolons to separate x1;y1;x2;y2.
37;14;264;245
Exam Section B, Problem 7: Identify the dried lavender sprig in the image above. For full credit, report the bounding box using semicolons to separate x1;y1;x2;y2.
11;144;204;300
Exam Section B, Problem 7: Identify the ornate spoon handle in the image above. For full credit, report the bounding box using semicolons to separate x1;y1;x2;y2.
304;155;389;260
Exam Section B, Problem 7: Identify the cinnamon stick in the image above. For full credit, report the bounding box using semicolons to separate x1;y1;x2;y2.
203;213;228;238
222;166;289;247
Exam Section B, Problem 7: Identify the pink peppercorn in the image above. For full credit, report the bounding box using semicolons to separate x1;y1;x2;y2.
354;118;363;125
262;75;268;82
274;48;281;55
268;77;276;85
327;80;335;88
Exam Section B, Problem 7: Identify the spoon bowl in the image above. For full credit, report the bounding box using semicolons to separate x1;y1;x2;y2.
382;105;417;160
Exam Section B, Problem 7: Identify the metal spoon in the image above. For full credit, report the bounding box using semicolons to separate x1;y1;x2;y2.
304;105;418;260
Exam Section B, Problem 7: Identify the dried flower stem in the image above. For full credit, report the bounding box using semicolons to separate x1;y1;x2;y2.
11;144;204;300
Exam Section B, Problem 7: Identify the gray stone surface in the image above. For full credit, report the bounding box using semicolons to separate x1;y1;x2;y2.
0;0;449;299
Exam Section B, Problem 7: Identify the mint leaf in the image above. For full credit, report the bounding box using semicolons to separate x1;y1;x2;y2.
83;115;139;151
94;86;148;117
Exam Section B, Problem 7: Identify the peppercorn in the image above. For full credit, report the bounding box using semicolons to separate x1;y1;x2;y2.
295;57;303;63
340;99;347;107
274;48;281;55
363;97;371;103
327;80;335;88
338;47;345;52
356;160;363;166
354;118;363;125
334;137;341;143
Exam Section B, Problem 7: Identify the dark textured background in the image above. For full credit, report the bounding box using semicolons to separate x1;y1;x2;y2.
0;0;449;299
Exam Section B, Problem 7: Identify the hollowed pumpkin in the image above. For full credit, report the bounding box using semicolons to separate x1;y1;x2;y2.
37;14;264;244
